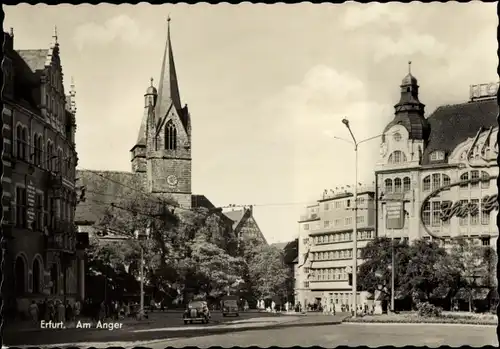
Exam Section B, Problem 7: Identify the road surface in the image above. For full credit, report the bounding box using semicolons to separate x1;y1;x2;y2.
145;322;497;348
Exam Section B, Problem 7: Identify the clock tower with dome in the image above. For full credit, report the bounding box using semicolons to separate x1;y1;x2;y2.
130;18;192;208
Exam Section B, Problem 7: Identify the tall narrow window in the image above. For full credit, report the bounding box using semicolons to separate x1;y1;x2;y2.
385;179;393;193
388;151;406;164
443;175;451;188
423;176;431;191
394;178;402;193
432;201;441;227
165;121;177;150
471;170;479;189
16;125;23;158
470;199;479;225
422;202;431;226
432;174;441;191
460;172;469;190
403;177;411;192
458;200;469;226
47;142;53;171
481;171;490;189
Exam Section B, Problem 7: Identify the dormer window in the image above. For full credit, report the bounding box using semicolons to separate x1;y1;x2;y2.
430;151;445;161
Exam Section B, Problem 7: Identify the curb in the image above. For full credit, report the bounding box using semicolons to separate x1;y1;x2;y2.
342;320;498;327
8;319;344;347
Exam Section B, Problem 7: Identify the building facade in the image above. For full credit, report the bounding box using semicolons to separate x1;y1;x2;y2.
375;72;498;250
296;189;376;310
2;28;83;317
223;206;268;245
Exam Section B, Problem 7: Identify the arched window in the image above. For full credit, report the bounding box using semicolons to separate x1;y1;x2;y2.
16;125;23;159
51;263;58;295
470;170;479;189
165;120;177;150
47;142;54;171
432;174;441;191
443;174;451;187
21;127;27;160
394;178;402;193
403;177;411;192
32;258;41;294
481;171;490;189
388;151;406;164
384;179;393;193
15;256;26;294
423;176;431;191
58;149;63;173
460;172;469;190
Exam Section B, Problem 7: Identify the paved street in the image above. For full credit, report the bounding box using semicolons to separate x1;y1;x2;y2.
3;311;344;347
144;323;498;348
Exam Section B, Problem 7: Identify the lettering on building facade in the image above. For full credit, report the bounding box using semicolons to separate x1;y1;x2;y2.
420;174;498;239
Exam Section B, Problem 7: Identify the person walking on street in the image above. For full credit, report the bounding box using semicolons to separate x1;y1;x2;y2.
74;300;81;319
56;300;65;322
28;301;39;326
65;301;73;322
99;301;106;321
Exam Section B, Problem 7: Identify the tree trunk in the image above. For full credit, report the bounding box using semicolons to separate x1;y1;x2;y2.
468;294;472;313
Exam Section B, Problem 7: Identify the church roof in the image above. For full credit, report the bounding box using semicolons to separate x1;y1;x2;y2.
75;170;147;224
155;19;189;132
421;98;498;165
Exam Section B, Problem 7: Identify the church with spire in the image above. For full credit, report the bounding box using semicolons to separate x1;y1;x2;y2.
75;19;229;230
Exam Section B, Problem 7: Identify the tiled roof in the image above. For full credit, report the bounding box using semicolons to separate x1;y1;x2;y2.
422;98;498;165
192;195;216;210
223;209;247;230
16;49;48;72
75;170;147;224
271;242;288;250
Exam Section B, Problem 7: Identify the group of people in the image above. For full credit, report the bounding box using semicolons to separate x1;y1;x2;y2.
84;299;147;321
28;299;82;324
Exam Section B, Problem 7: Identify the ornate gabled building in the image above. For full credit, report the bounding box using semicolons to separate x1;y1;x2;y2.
2;27;82;318
223;206;268;245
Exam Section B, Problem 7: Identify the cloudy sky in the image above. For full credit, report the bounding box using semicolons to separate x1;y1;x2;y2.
4;3;497;244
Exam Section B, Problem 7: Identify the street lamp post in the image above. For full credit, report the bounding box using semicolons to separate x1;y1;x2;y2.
338;118;382;318
134;225;150;320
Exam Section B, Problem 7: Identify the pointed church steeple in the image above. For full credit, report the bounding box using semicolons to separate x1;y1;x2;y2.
155;17;183;122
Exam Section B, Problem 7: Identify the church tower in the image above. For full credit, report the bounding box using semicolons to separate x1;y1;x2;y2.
132;18;192;208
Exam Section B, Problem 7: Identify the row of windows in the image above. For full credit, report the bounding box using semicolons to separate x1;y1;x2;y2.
324;197;366;211
422;200;491;227
15;187;74;231
312;248;362;261
422;236;491;246
15;125;75;178
313;231;374;245
422;171;490;192
384;177;411;194
309;266;360;281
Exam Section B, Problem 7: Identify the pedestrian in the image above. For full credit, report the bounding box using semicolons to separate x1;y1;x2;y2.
28;300;39;326
56;300;65;322
160;299;165;312
99;301;106;321
65;301;73;322
74;300;81;319
271;301;276;313
48;300;56;321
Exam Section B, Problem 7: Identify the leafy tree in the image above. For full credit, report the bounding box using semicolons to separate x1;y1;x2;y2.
448;238;497;311
399;239;455;303
248;245;290;300
358;237;411;301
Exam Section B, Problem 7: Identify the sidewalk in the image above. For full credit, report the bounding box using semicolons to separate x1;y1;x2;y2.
3;313;349;347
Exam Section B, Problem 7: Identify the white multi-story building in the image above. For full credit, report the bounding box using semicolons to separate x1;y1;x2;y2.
296;189;376;310
375;72;498;249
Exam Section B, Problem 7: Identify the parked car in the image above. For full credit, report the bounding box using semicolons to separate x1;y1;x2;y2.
221;295;239;317
183;301;210;324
